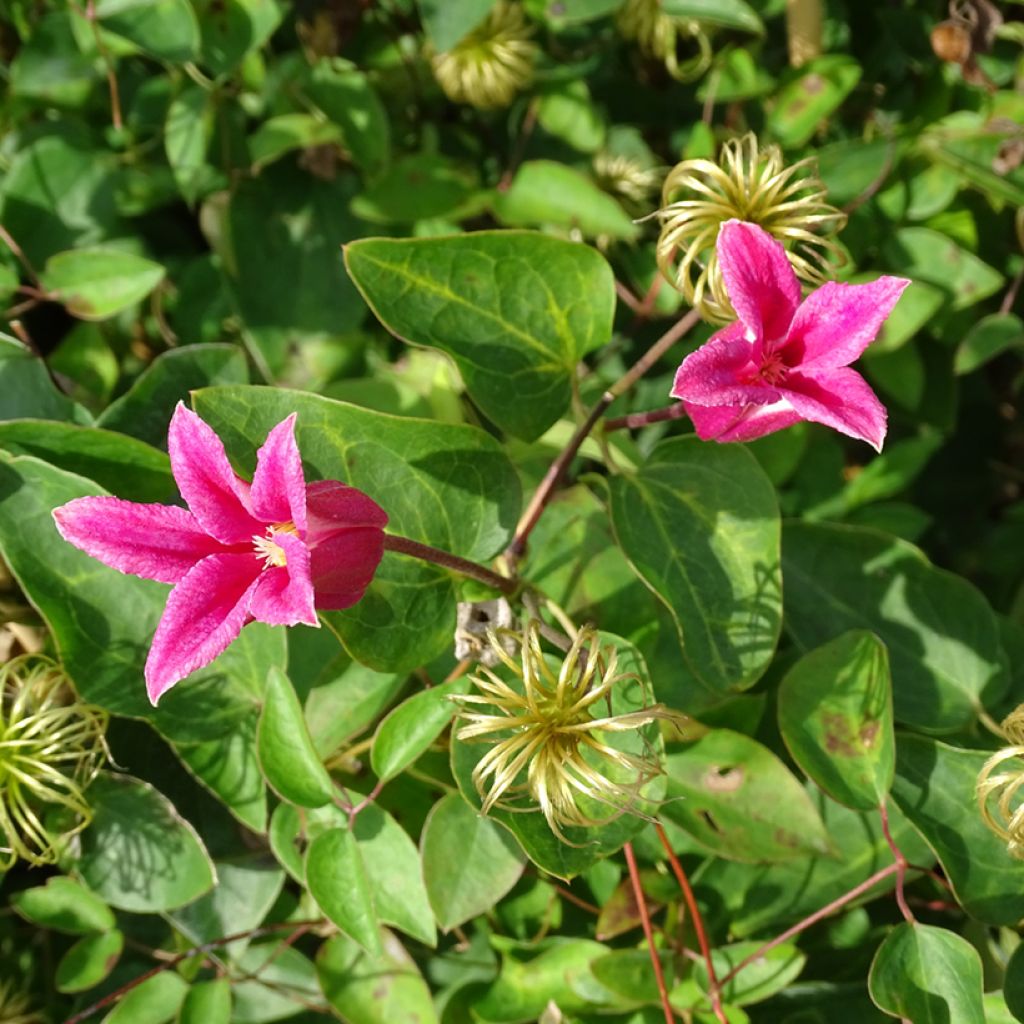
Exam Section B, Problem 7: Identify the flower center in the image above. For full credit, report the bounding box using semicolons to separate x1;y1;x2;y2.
757;352;787;385
252;522;297;569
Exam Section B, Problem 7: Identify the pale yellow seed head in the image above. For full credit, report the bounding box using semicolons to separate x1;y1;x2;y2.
617;0;712;82
0;978;44;1024
976;705;1024;859
430;2;538;110
452;621;676;844
0;655;109;868
655;132;847;323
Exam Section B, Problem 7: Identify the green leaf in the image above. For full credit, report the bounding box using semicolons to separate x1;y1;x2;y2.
195;0;282;75
96;344;249;448
782;522;1007;732
231;943;319;1023
345;231;614;440
178;978;231;1024
661;730;833;862
692;942;806;1007
193;385;520;672
767;56;862;148
224;163;366;379
418;0;496;50
12;877;115;935
524;0;620;27
0;334;88;423
258;666;335;808
450;633;666;879
891;736;1024;925
0;453;282;829
317;930;439;1024
9;13;101;106
0;421;173;503
77;774;215;913
101;970;189;1024
371;678;467;782
869;923;985;1023
165;84;216;205
0;131;121;265
56;930;124;994
420;792;526;930
537;81;606;153
608;438;782;703
248;114;343;171
778;631;895;810
40;246;165;321
955;313;1024;375
96;0;200;62
351;154;477;224
306;59;391;175
306;827;383;955
662;0;762;33
883;227;1004;311
873;280;946;353
493;161;639;241
1003;942;1024;1022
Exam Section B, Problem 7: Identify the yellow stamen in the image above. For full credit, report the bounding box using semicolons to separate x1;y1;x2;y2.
253;523;295;569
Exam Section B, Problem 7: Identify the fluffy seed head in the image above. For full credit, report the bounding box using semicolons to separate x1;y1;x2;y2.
617;0;712;82
656;132;847;323
452;622;674;843
593;151;663;212
0;655;109;868
430;2;538;109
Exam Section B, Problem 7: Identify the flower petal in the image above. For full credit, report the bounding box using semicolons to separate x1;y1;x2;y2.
250;532;317;627
670;321;780;408
53;497;225;584
306;480;389;536
784;276;911;371
717;219;802;348
782;367;888;451
685;399;803;444
168;403;262;545
144;552;261;704
250;414;307;535
310;527;385;611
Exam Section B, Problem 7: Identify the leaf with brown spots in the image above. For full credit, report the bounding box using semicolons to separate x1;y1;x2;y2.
778;630;895;811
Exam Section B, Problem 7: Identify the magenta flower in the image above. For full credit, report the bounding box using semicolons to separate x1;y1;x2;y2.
53;404;387;705
670;219;910;452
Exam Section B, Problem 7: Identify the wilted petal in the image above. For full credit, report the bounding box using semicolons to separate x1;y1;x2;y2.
250;414;307;536
144;552;261;704
168;403;262;545
685;399;803;444
670;322;779;408
306;480;389;537
250;532;317;626
310;527;386;610
53;497;225;584
717;220;802;349
784;276;911;371
782;367;888;452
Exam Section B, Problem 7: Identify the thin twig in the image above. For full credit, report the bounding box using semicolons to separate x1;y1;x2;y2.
624;841;676;1024
715;862;899;989
0;225;39;284
348;779;385;823
383;533;517;595
604;403;689;433
79;1;123;131
615;279;644;315
499;98;539;191
1000;264;1023;316
655;823;726;1024
878;801;915;923
507;308;701;559
62;920;325;1024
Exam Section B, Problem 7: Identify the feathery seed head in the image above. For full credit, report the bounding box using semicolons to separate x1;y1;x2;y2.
617;0;712;82
977;705;1024;859
656;132;847;323
0;655;109;868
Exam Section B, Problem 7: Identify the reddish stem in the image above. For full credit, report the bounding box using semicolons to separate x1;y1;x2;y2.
624;841;677;1024
655;823;727;1024
879;801;915;923
604;403;689;433
383;533;516;595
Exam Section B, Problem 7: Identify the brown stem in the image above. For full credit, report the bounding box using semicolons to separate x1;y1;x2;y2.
715;862;899;989
62;920;325;1024
624;841;677;1024
499;98;539;191
80;0;123;131
383;533;517;595
655;823;727;1024
879;801;915;923
0;224;39;284
1000;263;1023;316
507;308;701;559
348;778;385;824
615;279;644;315
604;403;689;433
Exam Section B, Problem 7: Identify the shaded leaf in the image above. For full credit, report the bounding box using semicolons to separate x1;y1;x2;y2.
12;876;115;935
56;930;124;994
40;247;165;321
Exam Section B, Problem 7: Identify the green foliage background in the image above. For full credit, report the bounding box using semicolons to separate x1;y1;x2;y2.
1;0;1024;1022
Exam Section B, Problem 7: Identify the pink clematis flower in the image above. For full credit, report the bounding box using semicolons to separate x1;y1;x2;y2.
53;404;387;705
670;219;910;452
